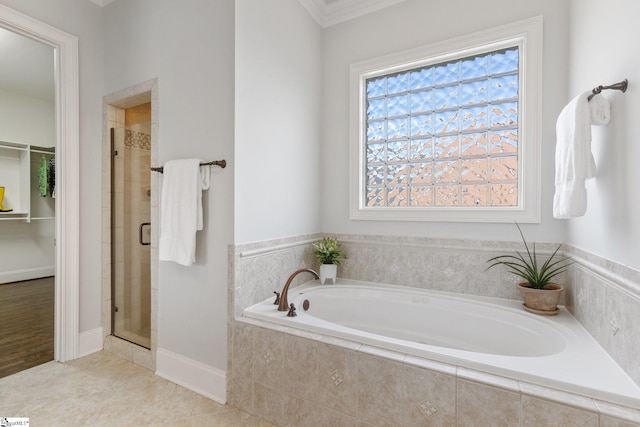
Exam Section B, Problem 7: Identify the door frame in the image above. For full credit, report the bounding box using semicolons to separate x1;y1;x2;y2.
0;5;80;361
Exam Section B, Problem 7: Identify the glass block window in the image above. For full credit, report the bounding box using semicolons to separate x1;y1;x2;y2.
364;48;519;208
350;17;541;222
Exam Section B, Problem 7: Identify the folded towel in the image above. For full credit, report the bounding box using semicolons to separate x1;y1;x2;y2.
553;91;610;218
159;159;210;266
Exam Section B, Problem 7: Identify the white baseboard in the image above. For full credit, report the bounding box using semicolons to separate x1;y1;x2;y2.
156;348;226;404
0;266;55;284
78;327;104;357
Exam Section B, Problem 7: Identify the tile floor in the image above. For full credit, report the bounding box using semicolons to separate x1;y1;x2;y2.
0;350;275;427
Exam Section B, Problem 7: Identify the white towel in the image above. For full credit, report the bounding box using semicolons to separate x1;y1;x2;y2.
159;159;210;266
590;92;611;125
553;91;610;218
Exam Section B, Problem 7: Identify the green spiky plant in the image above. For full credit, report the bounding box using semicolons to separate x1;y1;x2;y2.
312;237;348;266
487;223;573;289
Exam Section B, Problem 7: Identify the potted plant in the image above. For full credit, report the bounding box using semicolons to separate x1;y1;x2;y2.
487;223;572;315
312;236;348;284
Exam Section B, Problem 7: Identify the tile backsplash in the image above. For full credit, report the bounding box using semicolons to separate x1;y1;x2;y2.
231;233;566;317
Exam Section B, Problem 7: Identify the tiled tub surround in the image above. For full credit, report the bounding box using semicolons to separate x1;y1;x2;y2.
243;280;640;407
229;234;640;426
564;245;640;392
232;319;640;426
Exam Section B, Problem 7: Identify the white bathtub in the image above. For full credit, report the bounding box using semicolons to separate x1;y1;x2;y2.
243;279;640;407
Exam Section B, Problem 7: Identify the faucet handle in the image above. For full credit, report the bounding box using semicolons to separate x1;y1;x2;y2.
273;291;280;305
286;303;297;317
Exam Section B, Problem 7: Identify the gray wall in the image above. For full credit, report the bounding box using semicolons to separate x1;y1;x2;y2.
103;0;234;370
567;0;640;271
235;0;323;244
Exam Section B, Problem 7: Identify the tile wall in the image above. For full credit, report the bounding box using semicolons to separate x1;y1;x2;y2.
115;124;151;346
228;233;640;426
564;246;640;388
231;319;640;426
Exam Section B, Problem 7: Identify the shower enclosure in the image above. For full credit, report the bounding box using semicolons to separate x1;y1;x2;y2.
110;104;151;348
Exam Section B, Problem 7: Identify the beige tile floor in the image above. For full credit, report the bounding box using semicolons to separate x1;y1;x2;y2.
0;350;275;427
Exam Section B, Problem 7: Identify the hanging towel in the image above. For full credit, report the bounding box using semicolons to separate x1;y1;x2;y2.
158;159;210;266
48;157;56;198
553;91;610;218
38;155;48;197
590;92;611;125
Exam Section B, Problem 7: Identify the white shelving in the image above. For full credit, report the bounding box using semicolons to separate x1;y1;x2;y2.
0;140;55;222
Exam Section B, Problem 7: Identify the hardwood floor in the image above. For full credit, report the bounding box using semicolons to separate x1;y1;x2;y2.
0;277;54;378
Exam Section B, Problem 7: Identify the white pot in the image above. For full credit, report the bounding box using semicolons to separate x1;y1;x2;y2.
319;264;337;284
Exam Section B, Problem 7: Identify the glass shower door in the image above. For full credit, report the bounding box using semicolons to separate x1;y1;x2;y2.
111;122;151;348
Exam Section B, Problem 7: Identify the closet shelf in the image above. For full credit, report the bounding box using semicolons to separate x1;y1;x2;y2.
0;212;28;221
0;140;55;222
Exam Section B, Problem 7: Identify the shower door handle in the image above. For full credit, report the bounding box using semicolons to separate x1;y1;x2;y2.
139;222;151;246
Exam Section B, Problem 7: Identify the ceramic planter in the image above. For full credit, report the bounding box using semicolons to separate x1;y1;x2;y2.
518;282;564;315
319;263;337;285
0;186;12;212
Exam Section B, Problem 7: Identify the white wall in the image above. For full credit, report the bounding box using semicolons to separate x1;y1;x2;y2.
0;88;55;283
566;0;640;270
0;88;54;146
235;0;322;244
0;0;104;332
103;0;234;371
320;0;570;243
0;221;54;282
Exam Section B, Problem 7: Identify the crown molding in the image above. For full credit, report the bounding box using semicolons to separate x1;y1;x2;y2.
89;0;115;7
324;0;406;27
88;0;403;25
298;0;326;26
299;0;406;28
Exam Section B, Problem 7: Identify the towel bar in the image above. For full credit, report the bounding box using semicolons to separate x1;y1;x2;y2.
150;159;226;173
587;79;628;101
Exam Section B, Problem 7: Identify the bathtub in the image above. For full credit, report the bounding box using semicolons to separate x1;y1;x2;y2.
243;279;640;408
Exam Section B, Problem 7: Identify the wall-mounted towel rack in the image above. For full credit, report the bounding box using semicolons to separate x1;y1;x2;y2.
150;159;227;173
587;79;628;101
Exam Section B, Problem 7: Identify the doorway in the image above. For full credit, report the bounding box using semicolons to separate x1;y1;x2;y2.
0;4;80;364
103;80;158;365
0;22;55;376
110;103;151;348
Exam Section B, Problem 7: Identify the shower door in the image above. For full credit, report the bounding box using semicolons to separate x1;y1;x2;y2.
111;120;151;348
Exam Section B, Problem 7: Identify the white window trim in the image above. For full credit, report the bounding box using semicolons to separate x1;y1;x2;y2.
349;16;542;223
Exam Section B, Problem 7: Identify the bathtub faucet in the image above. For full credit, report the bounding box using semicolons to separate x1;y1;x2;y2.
277;268;319;312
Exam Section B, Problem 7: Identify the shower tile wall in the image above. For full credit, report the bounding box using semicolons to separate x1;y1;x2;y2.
107;108;151;346
229;233;640;426
121;121;151;344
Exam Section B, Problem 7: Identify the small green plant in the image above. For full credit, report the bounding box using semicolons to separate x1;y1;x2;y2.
487;223;572;289
312;237;348;266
